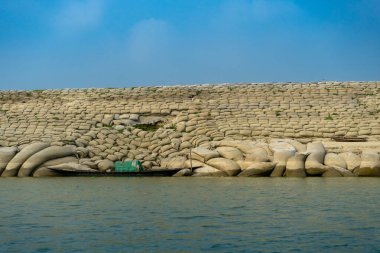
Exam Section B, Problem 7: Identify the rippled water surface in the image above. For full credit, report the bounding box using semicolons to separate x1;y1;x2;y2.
0;178;379;252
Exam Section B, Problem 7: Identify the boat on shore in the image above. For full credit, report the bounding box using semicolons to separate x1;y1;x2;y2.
49;167;182;177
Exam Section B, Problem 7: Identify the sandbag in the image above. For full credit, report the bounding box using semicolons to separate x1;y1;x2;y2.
284;139;307;152
96;159;115;172
285;153;307;177
3;142;49;177
192;165;227;177
324;153;347;169
270;165;286;177
75;147;89;159
238;162;275;177
356;151;380;177
173;169;192;177
245;147;269;162
216;146;243;161
18;146;76;177
206;158;241;176
305;142;327;176
48;163;98;172
191;147;219;162
184;159;205;169
322;167;343;177
236;160;258;170
0;147;18;175
160;156;186;169
33;156;78;177
338;152;361;171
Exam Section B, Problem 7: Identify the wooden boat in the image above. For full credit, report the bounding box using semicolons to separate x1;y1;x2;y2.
49;167;182;177
331;136;367;142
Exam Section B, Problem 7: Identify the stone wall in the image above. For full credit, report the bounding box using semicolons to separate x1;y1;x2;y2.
0;81;379;176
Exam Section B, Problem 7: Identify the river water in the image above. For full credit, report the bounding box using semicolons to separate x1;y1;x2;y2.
0;178;379;253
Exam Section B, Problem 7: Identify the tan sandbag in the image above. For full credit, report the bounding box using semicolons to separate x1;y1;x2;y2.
206;158;241;176
0;147;18;176
356;151;380;177
324;153;347;169
285;153;307;177
273;149;295;166
216;146;243;161
284;139;307;152
18;146;76;177
79;159;98;169
173;169;192;177
305;142;327;176
184;159;206;169
330;166;355;177
238;162;275;177
96;159;115;172
33;156;78;177
160;156;186;169
75;147;89;159
192;165;227;177
245;147;269;162
3;142;49;177
236;160;257;170
191;147;219;162
338;152;361;171
48;163;98;172
270;164;286;177
322;167;343;177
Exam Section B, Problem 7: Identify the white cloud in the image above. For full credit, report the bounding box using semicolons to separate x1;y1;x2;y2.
54;0;104;32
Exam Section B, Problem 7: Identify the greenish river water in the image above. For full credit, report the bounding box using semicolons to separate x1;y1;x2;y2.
0;178;379;252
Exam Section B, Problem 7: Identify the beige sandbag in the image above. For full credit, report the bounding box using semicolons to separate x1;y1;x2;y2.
160;156;186;169
338;152;361;171
3;142;49;177
245;147;269;162
33;156;78;177
322;167;343;177
0;147;18;176
173;169;192;177
324;153;347;169
284;139;307;152
191;147;219;162
184;159;206;169
270;164;286;177
18;146;76;177
305;142;327;176
236;160;257;170
192;165;227;177
48;163;98;172
238;162;275;177
285;153;307;177
75;147;89;159
96;159;115;172
206;158;241;176
216;146;243;161
356;151;380;177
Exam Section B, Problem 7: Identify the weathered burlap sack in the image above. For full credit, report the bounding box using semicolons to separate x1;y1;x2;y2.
48;163;98;172
191;147;219;162
206;158;241;176
18;146;76;177
160;156;186;169
238;162;275;177
324;153;347;169
75;147;89;159
216;146;243;161
356;151;380;177
270;165;286;177
3;142;49;177
33;156;78;177
284;139;307;152
245;147;269;162
338;152;361;172
305;142;327;175
0;147;18;176
96;159;115;172
184;159;205;169
285;153;307;177
192;165;227;177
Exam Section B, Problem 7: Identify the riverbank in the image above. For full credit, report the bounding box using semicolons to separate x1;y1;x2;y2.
0;82;379;177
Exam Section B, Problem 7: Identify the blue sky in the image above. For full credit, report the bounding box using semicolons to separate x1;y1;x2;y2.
0;0;379;90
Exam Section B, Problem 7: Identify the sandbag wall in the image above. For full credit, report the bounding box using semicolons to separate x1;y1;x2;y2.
169;140;380;177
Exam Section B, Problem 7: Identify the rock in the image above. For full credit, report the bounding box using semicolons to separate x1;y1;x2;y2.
206;158;241;176
216;146;243;161
173;168;192;177
0;147;19;176
191;147;220;162
17;146;76;177
285;153;307;177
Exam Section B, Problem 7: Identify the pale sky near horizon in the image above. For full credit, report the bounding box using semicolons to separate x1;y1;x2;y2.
0;0;379;90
